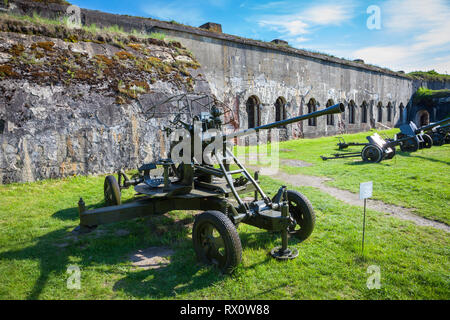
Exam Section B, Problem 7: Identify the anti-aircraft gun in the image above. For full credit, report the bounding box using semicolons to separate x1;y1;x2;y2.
396;117;450;152
76;101;344;273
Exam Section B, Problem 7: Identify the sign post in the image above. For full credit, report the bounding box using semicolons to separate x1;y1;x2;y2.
359;181;373;255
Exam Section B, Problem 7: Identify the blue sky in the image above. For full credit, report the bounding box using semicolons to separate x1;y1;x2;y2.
70;0;450;74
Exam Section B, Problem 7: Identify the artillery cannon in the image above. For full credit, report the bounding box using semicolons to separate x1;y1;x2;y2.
76;101;344;273
420;122;450;146
320;133;408;163
396;117;450;152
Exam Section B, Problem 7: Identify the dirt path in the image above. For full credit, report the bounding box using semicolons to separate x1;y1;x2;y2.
250;165;450;233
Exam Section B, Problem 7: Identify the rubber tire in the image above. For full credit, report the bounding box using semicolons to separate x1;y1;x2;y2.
422;134;433;148
286;190;316;241
104;175;121;206
192;211;242;274
361;144;383;163
399;137;419;152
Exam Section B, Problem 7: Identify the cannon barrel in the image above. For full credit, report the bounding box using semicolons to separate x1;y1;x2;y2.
415;117;450;134
224;102;344;140
437;123;450;131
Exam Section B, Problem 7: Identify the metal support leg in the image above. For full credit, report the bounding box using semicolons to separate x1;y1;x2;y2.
270;187;299;260
74;198;97;234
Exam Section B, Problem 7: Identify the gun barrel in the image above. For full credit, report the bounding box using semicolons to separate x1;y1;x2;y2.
224;102;344;140
437;123;450;131
415;117;450;134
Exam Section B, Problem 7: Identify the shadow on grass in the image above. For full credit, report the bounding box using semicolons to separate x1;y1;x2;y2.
52;197;138;221
0;207;217;300
113;228;291;298
400;153;450;165
2;202;292;300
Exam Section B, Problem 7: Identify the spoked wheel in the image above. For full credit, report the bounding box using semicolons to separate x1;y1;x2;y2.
422;134;433;148
104;175;121;206
400;137;419;152
192;211;242;274
361;144;383;163
286;190;315;241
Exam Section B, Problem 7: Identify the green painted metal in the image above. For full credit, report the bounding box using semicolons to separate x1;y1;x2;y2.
77;99;344;267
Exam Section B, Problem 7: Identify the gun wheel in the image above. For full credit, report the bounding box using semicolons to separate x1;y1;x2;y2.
400;137;419;152
422;134;433;148
104;175;121;206
193;211;242;274
286;190;316;241
361;145;383;163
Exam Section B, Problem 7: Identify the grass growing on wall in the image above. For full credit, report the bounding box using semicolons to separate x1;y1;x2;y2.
0;12;167;41
413;87;450;105
408;70;450;82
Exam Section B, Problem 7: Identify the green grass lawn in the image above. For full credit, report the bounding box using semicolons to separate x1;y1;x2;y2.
0;129;449;299
240;128;450;224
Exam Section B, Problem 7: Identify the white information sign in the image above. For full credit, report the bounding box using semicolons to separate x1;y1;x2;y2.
359;181;373;200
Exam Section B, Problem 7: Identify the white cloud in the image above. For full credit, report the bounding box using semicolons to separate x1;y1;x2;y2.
352;46;412;67
257;2;355;40
351;0;450;73
259;18;309;36
293;36;310;43
302;4;353;25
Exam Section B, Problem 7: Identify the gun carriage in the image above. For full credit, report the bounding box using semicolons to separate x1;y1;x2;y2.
320;133;408;163
396;118;450;152
420;122;450;146
76;101;344;273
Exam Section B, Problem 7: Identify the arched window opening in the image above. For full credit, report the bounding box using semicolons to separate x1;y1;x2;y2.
275;97;287;122
377;102;383;122
348;100;356;124
361;101;368;123
326;99;334;125
307;98;318;126
246;95;261;129
387;102;393;122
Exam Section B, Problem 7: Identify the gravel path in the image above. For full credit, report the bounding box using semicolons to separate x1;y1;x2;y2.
250;164;450;233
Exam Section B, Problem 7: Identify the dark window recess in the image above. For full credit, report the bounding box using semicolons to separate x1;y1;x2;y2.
361;103;368;123
246;96;260;129
0;119;5;134
387;103;392;122
377;105;383;122
348;101;356;124
326;99;334;125
275;97;287;124
307;99;317;126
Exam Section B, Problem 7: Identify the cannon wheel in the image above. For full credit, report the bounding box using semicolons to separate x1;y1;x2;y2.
286;190;316;241
400;137;419;152
422;134;433;148
104;175;121;206
192;210;242;274
361;145;383;163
